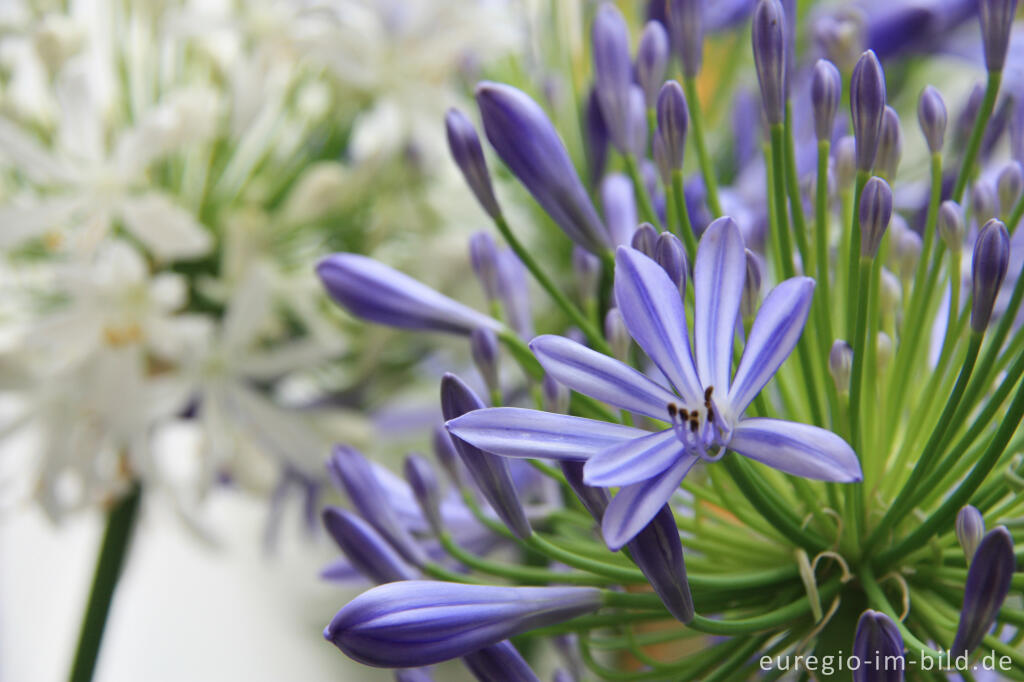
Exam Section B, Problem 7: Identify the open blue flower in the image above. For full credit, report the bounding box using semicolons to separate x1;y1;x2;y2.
447;217;860;549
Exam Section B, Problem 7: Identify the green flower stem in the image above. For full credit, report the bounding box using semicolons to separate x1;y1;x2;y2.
863;255;884;462
860;564;943;663
682;76;722;216
814;139;840;421
69;483;142;682
671;169;699;260
1007;188;1024;234
497;328;544;380
876;356;1024;567
492;214;612;355
686;576;841;636
846;257;873;540
623;153;661;228
703;633;774;682
951;69;1003;203
845;171;869;336
783;103;811;269
420;561;480;584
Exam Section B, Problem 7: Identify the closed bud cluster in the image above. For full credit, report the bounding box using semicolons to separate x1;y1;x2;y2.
850;50;887;172
970;219;1010;332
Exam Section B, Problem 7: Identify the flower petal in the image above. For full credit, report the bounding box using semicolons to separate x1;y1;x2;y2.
729;418;862;482
583;429;683;487
727;277;814;415
446;407;647;461
118;192;213;261
694;217;745;395
601;452;700;550
614;247;703;404
530;334;679;420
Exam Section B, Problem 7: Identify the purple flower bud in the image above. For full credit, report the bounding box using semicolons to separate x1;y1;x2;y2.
835;135;857;189
542;373;570;414
628;506;695;623
497;249;533;339
957;505;986;563
652;129;671;185
752;0;787;126
605;307;631;361
979;0;1018;71
956;84;986;150
850;50;887;172
441;373;532;539
327;446;429;566
324;581;602;667
322;507;419;584
830;340;853;393
918;86;947;154
998;161;1023;212
584;88;609;185
446;108;501;220
601;173;638;247
811;59;841;141
573;246;601;301
592;4;635;154
859;176;893;257
404;454;442;535
463;641;540;682
477;82;610;254
876;106;902;180
559;460;611;521
631;222;659;257
318;254;500;336
432;425;465;489
470;327;501;397
852;610;904;682
741;248;764;319
469;231;501;302
970;219;1010;332
395;669;433;682
939;200;966;251
952;526;1016;656
627;85;648;157
656;81;688;171
667;0;704;78
636;22;669;108
655;231;688;295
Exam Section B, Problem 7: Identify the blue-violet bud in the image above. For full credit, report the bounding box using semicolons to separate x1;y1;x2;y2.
462;641;540;682
667;0;704;78
973;180;999;224
655;231;688;296
970;219;1010;332
446;108;501;220
432;425;464;489
404;454;442;536
470;327;501;397
592;3;635;154
876;106;902;180
627;506;695;623
752;0;787;126
656;81;688;172
741;248;764;320
573;246;601;301
979;0;1019;72
952;526;1016;656
997;161;1023;213
627;85;648;157
917;85;947;154
850;50;887;172
605;307;631;361
469;231;501;303
852;610;904;682
636;21;669;108
859;176;893;258
956;505;986;564
631;222;659;257
584;87;609;184
322;507;419;584
542;373;570;415
811;59;841;141
601;173;638;247
830;340;853;394
938;200;966;252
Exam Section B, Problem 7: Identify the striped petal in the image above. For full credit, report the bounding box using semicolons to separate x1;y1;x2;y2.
729;418;862;482
583;429;683;487
694;217;745;394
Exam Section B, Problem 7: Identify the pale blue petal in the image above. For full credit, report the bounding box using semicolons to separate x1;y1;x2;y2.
446;407;648;461
694;217;745;395
729;418;862;482
601;453;700;550
531;334;679;420
583;429;683;487
614;247;703;404
727;277;814;415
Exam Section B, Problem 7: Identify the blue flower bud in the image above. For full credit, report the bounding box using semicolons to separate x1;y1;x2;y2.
404;454;442;536
741;248;764;319
811;59;841;141
559;460;611;521
979;0;1018;72
477;82;610;255
573;246;601;301
656;81;688;171
462;641;540;682
917;85;947;154
605;307;631;361
667;0;704;78
835;135;857;189
636;21;669;108
850;50;887;172
752;0;787;126
859;176;893;257
627;85;648;157
973;180;999;225
652;129;671;185
592;4;635;154
469;231;501;302
628;506;695;623
952;526;1016;656
876;106;902;180
631;222;659;257
654;231;688;296
446;108;501;220
542;373;570;414
470;327;501;397
327;446;429;566
324;581;602;667
998;161;1023;213
601;173;638;247
830;340;853;393
322;507;419;584
584;88;609;185
395;669;434;682
318;254;501;336
852;610;904;682
432;425;465;489
939;200;966;252
497;249;533;339
441;373;532;539
970;219;1010;332
957;505;986;564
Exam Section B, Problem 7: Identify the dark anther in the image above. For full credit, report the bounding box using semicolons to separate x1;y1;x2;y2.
689;418;699;432
667;403;678;417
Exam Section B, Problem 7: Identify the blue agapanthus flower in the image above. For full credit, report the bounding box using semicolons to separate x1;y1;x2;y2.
448;217;860;549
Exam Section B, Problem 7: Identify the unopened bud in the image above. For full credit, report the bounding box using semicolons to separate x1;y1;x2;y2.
741;249;764;320
956;505;986;564
830;340;853;393
970;219;1010;332
997;161;1023;214
654;232;688;295
811;59;842;141
918;86;947;154
470;327;501;397
632;223;658;257
938;200;966;252
404;454;442;535
859;176;893;257
605;307;631;361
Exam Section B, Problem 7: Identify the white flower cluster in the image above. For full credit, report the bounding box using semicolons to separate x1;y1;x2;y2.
0;0;521;523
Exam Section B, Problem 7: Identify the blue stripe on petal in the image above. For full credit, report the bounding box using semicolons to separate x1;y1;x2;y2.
694;217;745;395
446;407;647;461
614;247;703;404
530;334;680;420
601;452;700;550
583;429;683;487
727;277;814;415
729;418;862;482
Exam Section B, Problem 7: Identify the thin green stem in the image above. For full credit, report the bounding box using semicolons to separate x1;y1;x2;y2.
623;154;661;228
671;169;698;260
783;103;811;269
682;76;722;216
845;171;869;336
951;70;1002;202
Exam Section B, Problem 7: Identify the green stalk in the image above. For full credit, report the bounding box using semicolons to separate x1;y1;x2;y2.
783;103;811;269
951;70;1003;203
623;153;661;228
845;171;869;336
682;76;723;216
671;169;698;260
69;484;142;682
436;532;613;586
860;564;943;663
